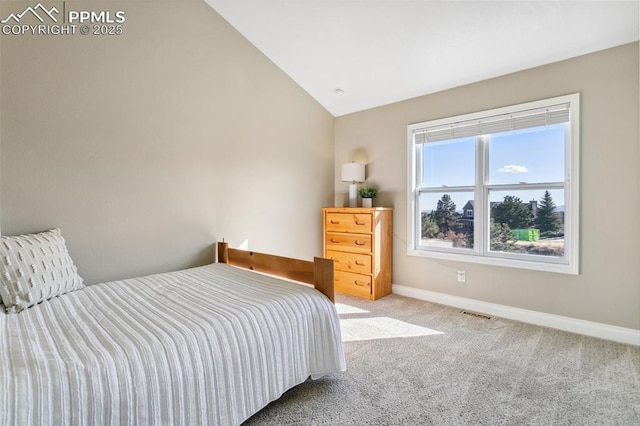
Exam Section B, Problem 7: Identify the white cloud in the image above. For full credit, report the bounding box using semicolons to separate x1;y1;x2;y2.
498;164;528;173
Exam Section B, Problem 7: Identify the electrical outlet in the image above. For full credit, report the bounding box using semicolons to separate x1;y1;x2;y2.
457;270;466;283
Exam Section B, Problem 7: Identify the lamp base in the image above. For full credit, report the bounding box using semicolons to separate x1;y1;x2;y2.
349;183;358;207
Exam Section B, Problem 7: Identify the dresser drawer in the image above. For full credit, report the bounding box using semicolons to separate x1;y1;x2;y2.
335;270;372;298
326;250;372;274
325;232;372;254
325;213;372;234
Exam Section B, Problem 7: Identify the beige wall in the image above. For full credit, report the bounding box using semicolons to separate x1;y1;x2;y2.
0;1;334;284
335;43;640;330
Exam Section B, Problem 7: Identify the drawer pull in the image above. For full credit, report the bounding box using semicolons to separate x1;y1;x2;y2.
330;220;340;224
354;280;368;287
355;240;365;246
330;238;340;243
355;260;365;266
355;220;366;225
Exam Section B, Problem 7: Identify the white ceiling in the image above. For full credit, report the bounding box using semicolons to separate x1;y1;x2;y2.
204;1;640;117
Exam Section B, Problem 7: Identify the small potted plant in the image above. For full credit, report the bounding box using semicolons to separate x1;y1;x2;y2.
358;187;377;208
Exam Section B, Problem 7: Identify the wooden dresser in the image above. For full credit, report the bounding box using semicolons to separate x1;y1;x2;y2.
322;207;392;300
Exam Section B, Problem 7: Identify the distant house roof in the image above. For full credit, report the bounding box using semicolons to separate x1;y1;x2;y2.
463;200;501;211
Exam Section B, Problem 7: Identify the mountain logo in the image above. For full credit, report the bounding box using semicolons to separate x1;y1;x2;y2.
1;3;59;24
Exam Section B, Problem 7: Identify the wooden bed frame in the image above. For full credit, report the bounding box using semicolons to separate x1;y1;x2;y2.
217;241;335;303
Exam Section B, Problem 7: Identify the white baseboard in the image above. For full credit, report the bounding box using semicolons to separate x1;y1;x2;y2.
392;284;640;346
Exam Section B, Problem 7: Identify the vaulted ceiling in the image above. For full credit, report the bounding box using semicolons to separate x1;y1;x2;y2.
205;1;640;117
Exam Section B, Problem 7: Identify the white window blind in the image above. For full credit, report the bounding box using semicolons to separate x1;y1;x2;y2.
413;103;570;144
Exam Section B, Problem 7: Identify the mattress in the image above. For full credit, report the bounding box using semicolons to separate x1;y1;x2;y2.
0;263;346;425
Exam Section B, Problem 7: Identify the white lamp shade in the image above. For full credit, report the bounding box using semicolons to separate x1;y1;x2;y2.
341;162;365;183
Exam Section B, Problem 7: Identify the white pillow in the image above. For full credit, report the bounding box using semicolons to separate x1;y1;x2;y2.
0;229;84;313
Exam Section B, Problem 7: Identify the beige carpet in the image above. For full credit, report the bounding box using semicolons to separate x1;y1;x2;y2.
244;293;640;425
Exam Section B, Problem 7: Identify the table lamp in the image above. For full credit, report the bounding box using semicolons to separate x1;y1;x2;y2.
341;162;365;207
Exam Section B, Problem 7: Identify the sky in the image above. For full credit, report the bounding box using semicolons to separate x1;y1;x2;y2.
420;123;566;213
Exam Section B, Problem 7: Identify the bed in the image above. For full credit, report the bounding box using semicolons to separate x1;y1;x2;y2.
0;231;346;426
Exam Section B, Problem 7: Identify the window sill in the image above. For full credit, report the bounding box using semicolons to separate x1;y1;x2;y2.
407;248;578;275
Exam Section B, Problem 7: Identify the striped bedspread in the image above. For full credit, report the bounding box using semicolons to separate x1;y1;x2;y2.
0;264;346;425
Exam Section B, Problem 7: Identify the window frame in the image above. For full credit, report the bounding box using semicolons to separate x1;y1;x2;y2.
407;94;580;274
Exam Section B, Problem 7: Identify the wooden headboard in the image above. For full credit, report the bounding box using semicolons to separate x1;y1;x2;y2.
217;241;335;303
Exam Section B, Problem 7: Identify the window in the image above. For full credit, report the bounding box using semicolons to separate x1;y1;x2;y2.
407;94;579;274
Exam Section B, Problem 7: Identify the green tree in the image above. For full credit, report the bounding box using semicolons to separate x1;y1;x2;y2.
490;219;513;251
421;213;439;238
432;194;459;234
534;190;562;236
492;195;534;229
